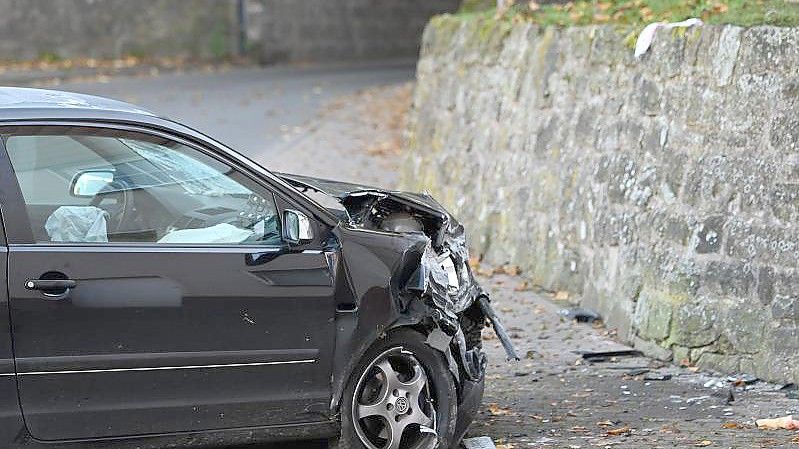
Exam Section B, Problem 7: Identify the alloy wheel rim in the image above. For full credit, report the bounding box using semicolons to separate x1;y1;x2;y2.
352;347;437;449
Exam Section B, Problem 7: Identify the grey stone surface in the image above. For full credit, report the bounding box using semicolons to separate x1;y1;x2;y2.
245;0;460;63
0;0;458;62
403;17;799;383
0;0;236;60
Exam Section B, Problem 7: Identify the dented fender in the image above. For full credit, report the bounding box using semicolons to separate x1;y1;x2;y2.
280;173;518;414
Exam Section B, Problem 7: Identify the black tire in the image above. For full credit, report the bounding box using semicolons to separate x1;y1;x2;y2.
331;328;458;449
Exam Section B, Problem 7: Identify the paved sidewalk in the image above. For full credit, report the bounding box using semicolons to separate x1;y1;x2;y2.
472;270;799;449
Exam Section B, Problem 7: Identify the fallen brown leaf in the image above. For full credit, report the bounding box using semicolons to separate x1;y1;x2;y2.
514;281;530;291
660;423;681;434
468;256;481;269
593;13;610;22
607;426;631;436
487;403;512;416
695;440;712;447
721;422;743;429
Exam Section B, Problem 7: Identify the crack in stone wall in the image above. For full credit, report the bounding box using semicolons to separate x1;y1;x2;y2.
403;17;799;383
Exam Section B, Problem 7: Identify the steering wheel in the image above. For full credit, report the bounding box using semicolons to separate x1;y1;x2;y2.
89;181;135;233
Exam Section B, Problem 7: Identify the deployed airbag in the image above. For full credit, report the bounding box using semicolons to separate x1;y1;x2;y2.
45;206;109;243
157;223;253;244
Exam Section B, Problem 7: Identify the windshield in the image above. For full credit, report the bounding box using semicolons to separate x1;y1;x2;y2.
117;138;251;196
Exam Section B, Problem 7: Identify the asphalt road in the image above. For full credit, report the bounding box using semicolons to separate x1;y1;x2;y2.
58;61;415;166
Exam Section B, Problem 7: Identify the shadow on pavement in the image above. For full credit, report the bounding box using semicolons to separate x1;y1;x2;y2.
230;440;327;449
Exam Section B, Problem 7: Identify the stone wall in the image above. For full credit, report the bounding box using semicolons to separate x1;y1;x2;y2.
403;16;799;383
0;0;459;63
245;0;460;63
0;0;237;60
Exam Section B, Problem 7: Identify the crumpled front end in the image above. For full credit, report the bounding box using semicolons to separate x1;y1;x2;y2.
410;218;519;385
279;173;519;389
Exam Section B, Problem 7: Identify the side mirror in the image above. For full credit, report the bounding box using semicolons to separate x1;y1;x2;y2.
70;170;115;198
284;209;313;244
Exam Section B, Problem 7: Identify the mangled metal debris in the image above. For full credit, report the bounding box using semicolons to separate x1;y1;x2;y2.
558;307;602;323
278;172;519;386
577;350;644;362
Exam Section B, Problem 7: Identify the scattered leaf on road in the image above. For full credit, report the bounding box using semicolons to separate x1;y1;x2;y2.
487;403;512;416
606;426;631;436
554;291;570;301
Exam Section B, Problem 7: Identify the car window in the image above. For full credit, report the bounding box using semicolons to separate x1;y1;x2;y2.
4;129;282;246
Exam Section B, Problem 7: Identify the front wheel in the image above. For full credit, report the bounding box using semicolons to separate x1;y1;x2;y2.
332;329;457;449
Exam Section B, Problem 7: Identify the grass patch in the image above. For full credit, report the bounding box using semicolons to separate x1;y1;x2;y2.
458;0;799;27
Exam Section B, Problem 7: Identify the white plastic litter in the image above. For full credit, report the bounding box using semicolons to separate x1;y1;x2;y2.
635;18;703;58
45;206;109;243
157;223;253;244
462;437;497;449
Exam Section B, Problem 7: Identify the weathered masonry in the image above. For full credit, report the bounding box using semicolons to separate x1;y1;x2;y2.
0;0;459;62
404;17;799;383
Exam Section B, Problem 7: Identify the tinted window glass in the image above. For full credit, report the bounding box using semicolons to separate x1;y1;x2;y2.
5;129;281;245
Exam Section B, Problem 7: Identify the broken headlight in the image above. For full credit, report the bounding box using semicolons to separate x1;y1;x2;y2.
436;250;460;295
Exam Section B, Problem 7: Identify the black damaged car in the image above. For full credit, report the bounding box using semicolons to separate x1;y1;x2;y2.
0;87;516;449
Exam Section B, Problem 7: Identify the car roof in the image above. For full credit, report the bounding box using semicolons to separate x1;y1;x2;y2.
0;87;342;228
0;87;155;117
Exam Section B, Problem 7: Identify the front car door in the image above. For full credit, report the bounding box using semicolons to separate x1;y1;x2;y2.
0;170;26;445
0;124;337;441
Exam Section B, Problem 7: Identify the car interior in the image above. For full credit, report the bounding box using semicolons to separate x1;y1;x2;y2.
3;132;283;245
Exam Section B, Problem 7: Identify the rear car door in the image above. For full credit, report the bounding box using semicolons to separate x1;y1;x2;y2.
0;124;337;441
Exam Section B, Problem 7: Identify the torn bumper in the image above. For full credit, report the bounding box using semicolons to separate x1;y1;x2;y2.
402;219;518;394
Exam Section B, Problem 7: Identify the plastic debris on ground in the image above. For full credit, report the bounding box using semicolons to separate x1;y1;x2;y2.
755;415;799;430
634;18;703;58
577;349;643;362
462;436;497;449
781;383;799;399
643;373;673;381
558;307;602;323
727;374;759;386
